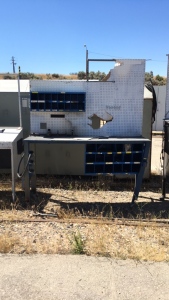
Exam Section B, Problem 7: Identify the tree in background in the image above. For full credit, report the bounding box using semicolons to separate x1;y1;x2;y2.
52;73;60;79
145;71;153;82
77;70;106;80
155;74;163;82
145;71;166;86
77;71;86;80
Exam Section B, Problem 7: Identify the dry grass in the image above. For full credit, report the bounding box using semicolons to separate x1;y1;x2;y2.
0;221;169;261
0;229;70;255
85;224;169;261
0;232;20;253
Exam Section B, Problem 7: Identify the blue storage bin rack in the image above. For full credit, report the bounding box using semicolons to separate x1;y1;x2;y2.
85;142;145;175
30;92;86;112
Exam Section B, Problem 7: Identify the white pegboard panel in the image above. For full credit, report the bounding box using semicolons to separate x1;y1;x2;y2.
30;80;86;93
30;59;145;137
165;55;169;119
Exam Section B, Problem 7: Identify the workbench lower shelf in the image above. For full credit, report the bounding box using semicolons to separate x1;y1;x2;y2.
23;136;150;203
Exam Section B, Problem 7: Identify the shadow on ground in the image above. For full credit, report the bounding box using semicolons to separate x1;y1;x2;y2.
48;199;169;219
0;174;169;220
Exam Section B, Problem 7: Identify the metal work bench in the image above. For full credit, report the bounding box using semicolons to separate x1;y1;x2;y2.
0;127;23;201
23;135;150;203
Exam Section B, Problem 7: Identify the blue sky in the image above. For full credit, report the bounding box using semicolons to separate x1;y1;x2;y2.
1;0;169;76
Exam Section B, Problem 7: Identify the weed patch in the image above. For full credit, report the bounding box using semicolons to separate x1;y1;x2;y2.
71;232;86;254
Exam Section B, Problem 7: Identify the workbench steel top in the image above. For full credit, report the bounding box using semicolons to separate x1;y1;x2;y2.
24;135;150;144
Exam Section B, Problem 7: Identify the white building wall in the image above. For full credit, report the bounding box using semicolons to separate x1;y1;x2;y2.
30;59;145;137
152;86;166;131
0;80;30;92
165;54;169;119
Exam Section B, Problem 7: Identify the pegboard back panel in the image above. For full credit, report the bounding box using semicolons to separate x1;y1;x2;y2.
30;59;145;137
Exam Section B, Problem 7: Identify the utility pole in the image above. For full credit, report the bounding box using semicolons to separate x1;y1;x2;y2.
11;56;17;73
17;66;22;128
84;45;89;81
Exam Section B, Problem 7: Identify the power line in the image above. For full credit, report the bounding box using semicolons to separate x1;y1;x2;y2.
145;58;167;62
89;51;117;57
89;52;167;63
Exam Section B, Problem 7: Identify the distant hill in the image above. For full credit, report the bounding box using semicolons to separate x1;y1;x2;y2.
0;71;167;85
0;73;78;80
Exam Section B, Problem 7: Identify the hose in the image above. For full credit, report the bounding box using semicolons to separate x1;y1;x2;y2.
17;152;33;179
145;81;157;123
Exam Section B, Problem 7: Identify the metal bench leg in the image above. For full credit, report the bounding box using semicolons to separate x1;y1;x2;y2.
24;142;31;202
132;142;150;203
